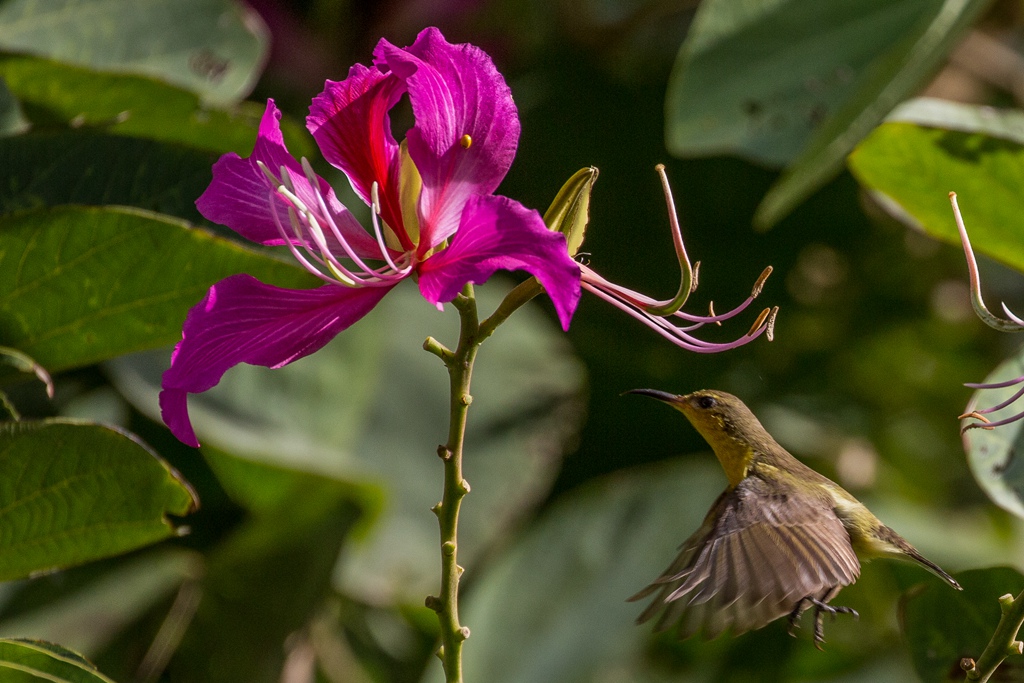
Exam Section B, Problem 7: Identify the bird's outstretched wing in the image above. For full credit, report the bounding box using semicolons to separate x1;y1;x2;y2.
629;474;860;639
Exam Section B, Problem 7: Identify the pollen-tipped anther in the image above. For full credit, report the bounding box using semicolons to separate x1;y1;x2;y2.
752;266;773;298
747;307;771;337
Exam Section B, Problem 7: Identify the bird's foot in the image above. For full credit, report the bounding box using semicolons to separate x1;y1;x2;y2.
787;596;859;650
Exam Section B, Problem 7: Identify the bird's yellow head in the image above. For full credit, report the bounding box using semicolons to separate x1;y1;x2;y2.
627;388;769;486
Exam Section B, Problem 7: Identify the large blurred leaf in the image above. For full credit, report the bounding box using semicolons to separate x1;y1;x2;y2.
167;464;361;683
0;639;116;682
0;55;294;155
962;349;1024;519
0;0;268;106
454;459;722;683
0;78;27;137
0;420;197;580
666;0;931;166
849;99;1024;274
753;0;989;229
0;206;316;372
668;0;990;228
0;549;200;657
901;567;1024;682
0;133;216;222
110;282;586;604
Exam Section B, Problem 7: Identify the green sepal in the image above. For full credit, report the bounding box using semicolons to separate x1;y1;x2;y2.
543;167;598;257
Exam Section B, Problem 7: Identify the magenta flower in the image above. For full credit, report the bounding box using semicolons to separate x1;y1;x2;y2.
160;28;581;447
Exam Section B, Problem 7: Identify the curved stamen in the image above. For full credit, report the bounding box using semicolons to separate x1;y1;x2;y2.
271;183;399;288
291;204;380;286
581;266;758;324
1004;303;1024;326
298;159;412;281
268;195;351;285
275;181;381;285
274;170;409;284
581;281;769;353
962;410;1024;431
370;182;411;274
970;382;1024;415
642;165;695;317
965;376;1024;390
950;192;1023;332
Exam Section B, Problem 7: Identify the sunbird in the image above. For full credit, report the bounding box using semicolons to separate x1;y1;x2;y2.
627;388;961;647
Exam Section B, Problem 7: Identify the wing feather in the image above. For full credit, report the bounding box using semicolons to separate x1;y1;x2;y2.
631;473;860;639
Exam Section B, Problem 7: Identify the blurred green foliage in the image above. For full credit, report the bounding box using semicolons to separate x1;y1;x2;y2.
0;0;1023;681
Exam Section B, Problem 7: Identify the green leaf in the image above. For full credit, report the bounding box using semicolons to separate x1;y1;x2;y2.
962;350;1024;520
849;100;1024;274
0;55;298;156
0;347;53;398
0;133;215;223
0;549;199;657
753;0;989;229
901;567;1024;683
109;282;586;604
0;0;268;106
0;638;117;682
453;460;718;682
0;420;197;581
0;206;316;372
167;466;361;683
666;0;932;166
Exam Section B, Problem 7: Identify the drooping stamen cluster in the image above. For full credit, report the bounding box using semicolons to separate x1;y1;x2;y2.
258;158;414;288
949;192;1024;432
580;165;777;353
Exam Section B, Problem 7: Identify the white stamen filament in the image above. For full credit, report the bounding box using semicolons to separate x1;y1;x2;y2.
266;166;413;287
275;181;380;286
269;200;351;285
369;182;408;273
296;158;408;278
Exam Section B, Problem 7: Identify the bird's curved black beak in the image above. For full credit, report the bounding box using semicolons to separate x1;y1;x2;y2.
624;388;681;404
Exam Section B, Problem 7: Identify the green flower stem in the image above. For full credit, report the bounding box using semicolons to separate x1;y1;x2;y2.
964;590;1024;682
422;284;481;683
420;280;547;683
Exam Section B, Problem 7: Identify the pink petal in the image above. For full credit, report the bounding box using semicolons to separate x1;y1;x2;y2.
197;100;380;257
307;65;409;248
417;195;580;330
375;27;521;252
160;274;392;446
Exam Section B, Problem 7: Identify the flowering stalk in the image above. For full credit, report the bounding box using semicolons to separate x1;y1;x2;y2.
949;192;1024;432
421;285;482;683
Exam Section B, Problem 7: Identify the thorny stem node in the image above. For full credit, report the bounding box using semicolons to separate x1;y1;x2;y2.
965;590;1024;682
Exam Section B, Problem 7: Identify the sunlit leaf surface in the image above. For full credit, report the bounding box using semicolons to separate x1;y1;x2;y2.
0;420;197;580
0;0;268;105
849;98;1024;274
0;638;117;682
0;206;315;371
0;56;284;155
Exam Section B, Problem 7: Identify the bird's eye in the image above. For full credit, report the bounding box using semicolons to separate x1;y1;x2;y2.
696;395;717;409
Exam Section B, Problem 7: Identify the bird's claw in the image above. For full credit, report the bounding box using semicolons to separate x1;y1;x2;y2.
787;596;859;650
